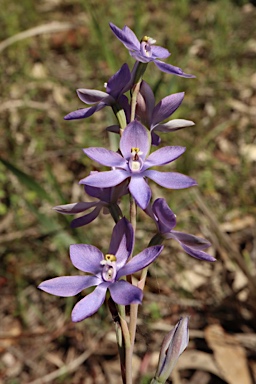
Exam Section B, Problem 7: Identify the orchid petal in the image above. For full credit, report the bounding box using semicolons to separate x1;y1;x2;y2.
109;218;134;269
53;202;97;215
177;242;216;262
106;63;131;98
76;89;109;104
117;245;163;278
70;244;103;274
83;147;127;168
80;170;128;188
71;283;109;321
145;170;197;189
144;146;186;169
70;206;102;228
64;103;105;120
170;230;211;250
151;131;161;146
120;120;151;160
109;23;140;51
154;119;195;133
152;198;177;232
109;280;143;305
38;275;99;297
129;177;151;209
151;45;170;59
152;92;184;125
154;60;195;78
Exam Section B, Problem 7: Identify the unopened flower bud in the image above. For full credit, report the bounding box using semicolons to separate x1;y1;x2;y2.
152;317;189;384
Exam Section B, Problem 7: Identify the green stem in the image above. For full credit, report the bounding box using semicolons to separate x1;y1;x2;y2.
112;104;127;130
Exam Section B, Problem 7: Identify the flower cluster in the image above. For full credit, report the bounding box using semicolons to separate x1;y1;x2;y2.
39;22;215;384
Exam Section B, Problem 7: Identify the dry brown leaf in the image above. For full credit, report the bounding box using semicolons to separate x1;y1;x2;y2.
176;350;225;379
205;324;252;384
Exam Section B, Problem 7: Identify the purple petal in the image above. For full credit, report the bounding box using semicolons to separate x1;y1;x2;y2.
53;202;97;215
145;170;197;189
170;231;211;250
152;198;176;232
83;147;127;168
152;93;184;126
80;170;128;188
64;103;105;120
38;275;99;297
117;245;163;279
136;81;155;125
129;177;151;210
71;283;109;321
70;206;102;228
109;23;140;51
106;63;131;99
154;60;195;78
108;218;134;269
84;184;104;199
109;280;143;305
77;89;108;104
70;244;104;274
177;242;216;262
151;45;171;59
154;119;195;133
120;120;151;161
156;317;189;380
106;125;121;133
144;146;186;169
151;131;161;146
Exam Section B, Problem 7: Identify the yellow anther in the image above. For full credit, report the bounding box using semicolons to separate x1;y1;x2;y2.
141;36;156;44
131;147;140;154
105;254;117;262
141;36;149;42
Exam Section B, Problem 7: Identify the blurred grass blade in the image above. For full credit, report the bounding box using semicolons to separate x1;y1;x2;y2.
46;164;67;205
0;156;53;203
85;3;117;72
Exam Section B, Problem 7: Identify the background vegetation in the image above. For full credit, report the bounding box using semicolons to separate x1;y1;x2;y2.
0;0;256;383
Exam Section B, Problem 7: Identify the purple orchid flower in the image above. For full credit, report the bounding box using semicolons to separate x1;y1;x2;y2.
64;63;131;120
80;120;197;210
53;176;128;228
146;198;215;262
38;218;163;321
136;81;195;146
109;23;194;78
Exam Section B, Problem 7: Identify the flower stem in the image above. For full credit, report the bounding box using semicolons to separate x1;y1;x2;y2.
130;80;141;122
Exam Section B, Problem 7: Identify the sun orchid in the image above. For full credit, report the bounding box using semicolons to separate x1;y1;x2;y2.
80;120;197;210
136;81;195;145
64;63;131;121
53;177;128;228
39;218;163;321
109;23;195;78
146;198;215;262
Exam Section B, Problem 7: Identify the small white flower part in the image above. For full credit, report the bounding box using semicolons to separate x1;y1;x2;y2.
141;36;156;45
101;254;117;282
130;147;143;172
100;254;117;266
